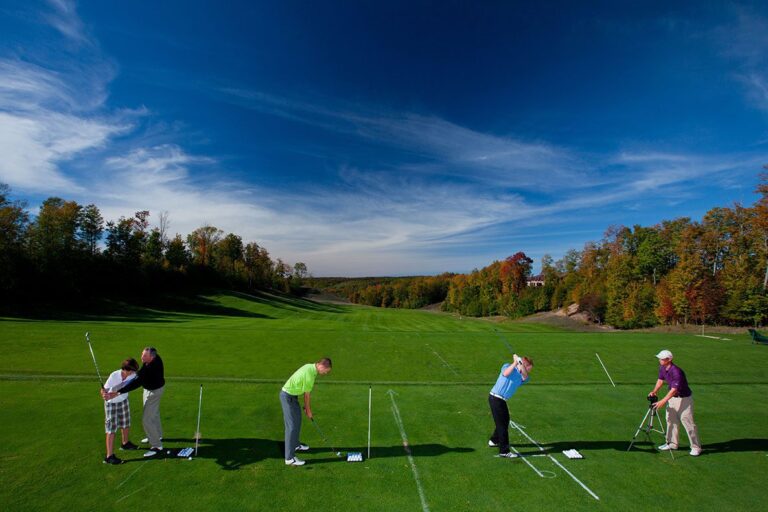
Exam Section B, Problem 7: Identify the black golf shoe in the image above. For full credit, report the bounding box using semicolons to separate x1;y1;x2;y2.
103;454;124;465
120;441;139;450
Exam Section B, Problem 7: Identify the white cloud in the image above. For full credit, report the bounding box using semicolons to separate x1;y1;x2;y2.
44;0;89;44
0;58;130;194
715;9;768;112
217;88;586;190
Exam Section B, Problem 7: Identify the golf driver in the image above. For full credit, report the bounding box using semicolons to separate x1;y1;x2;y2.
310;418;343;457
84;332;104;387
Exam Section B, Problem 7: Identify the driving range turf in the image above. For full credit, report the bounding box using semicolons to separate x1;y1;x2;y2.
1;291;766;511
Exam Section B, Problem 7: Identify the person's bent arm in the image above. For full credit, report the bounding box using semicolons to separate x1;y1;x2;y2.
649;379;664;396
303;392;313;419
655;387;677;409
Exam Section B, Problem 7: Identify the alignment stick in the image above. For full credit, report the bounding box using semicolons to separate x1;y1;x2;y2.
367;385;372;459
595;353;616;387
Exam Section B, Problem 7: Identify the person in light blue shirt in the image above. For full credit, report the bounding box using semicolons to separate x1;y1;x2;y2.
488;354;533;457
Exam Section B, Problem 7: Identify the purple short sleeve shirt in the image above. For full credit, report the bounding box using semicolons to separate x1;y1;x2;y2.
658;363;692;398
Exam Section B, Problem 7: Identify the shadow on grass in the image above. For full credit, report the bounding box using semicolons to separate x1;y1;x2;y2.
0;294;273;323
124;438;473;469
120;437;283;469
304;443;475;465
514;438;768;456
513;440;657;455
230;290;346;314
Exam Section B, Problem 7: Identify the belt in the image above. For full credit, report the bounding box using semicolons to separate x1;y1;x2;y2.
489;392;505;400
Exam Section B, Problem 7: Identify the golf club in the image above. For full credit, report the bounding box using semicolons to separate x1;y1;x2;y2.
310;418;343;457
84;332;104;387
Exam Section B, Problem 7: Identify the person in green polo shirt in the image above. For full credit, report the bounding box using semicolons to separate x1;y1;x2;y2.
280;358;332;466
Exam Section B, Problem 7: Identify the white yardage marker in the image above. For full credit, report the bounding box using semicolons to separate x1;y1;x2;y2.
595;353;616;388
510;420;600;501
388;390;430;512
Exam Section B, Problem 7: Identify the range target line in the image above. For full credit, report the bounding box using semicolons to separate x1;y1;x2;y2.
425;344;459;376
510;420;600;501
493;329;515;354
595;353;616;388
388;390;430;512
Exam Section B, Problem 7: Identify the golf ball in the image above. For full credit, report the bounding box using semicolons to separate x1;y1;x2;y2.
167;450;171;454
188;456;192;460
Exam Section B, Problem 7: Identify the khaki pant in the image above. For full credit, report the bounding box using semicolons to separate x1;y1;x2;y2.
142;386;164;448
666;395;701;451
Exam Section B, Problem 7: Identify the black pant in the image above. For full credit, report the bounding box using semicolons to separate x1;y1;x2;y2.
489;394;510;453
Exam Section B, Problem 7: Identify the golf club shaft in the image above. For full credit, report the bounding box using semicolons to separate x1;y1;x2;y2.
85;332;104;387
311;418;339;455
195;384;203;456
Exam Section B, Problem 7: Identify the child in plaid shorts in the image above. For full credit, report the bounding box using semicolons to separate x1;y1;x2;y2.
103;358;139;465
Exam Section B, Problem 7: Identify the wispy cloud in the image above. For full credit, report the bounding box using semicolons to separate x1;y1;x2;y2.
44;0;89;44
715;8;768;112
217;88;586;190
3;2;766;276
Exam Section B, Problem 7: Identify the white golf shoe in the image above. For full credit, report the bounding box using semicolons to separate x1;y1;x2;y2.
690;448;701;456
295;443;310;451
657;443;676;451
488;440;498;447
141;437;162;444
285;457;306;466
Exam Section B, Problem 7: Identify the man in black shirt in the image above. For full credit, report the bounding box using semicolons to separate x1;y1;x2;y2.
102;347;165;457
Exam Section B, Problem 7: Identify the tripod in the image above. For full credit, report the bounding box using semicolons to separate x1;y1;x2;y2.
627;403;675;460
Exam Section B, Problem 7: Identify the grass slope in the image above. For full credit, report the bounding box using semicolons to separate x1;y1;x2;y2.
1;291;766;511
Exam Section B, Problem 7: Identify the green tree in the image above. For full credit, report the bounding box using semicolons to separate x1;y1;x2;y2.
187;225;223;266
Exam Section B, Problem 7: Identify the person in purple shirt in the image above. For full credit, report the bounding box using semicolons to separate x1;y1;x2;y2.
648;350;702;456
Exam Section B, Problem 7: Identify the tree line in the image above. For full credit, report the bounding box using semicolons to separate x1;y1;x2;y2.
0;184;309;308
323;175;768;328
310;275;453;309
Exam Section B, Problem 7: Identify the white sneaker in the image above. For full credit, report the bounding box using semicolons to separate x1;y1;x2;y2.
285;457;306;466
141;437;162;444
488;440;498;447
690;448;701;457
498;452;518;458
295;443;310;451
143;449;158;457
657;444;676;451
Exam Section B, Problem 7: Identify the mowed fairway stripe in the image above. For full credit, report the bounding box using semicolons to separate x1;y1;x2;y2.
510;420;600;501
388;390;430;512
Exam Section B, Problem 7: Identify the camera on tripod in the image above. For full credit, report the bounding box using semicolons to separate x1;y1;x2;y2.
647;395;658;408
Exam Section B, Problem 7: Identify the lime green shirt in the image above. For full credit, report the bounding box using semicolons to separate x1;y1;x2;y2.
282;363;318;395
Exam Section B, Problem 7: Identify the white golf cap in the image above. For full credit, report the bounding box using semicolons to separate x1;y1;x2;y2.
655;349;673;360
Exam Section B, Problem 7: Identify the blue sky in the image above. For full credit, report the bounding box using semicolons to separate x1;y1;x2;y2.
1;1;767;276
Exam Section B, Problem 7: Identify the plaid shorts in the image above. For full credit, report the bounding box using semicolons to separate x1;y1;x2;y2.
104;399;131;433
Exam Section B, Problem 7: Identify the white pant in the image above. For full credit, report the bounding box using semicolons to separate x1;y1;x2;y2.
666;395;701;451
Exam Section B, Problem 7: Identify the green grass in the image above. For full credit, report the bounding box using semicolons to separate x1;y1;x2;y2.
1;291;767;511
